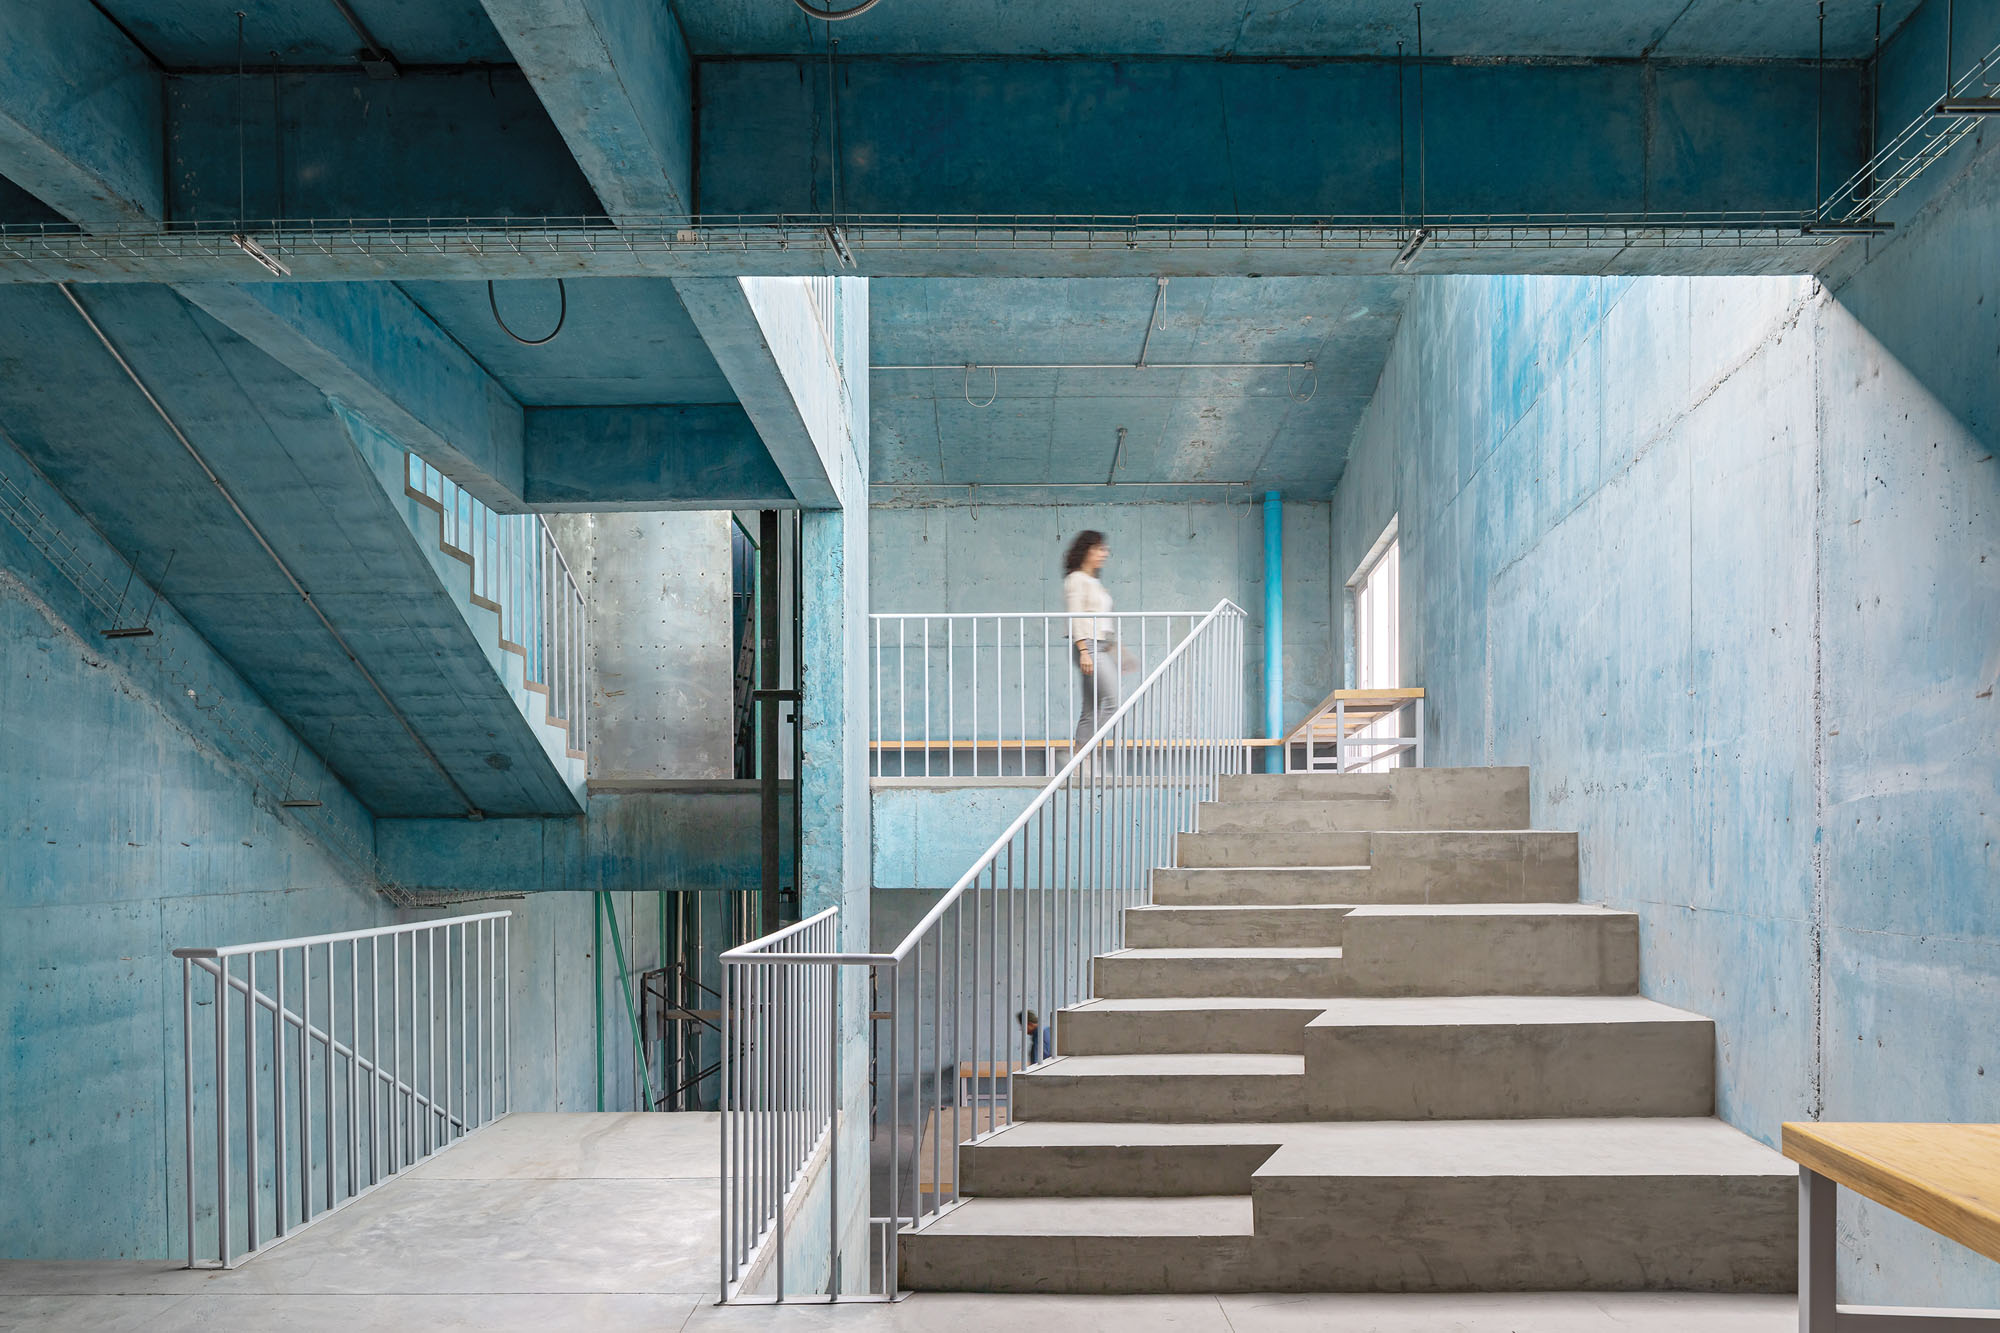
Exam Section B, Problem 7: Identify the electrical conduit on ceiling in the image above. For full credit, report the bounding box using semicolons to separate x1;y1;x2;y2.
58;282;484;819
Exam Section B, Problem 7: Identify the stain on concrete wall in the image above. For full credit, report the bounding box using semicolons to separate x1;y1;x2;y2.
1333;147;1999;1303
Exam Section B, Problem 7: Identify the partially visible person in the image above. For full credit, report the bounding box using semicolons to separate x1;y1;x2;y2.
1018;1009;1052;1063
1063;530;1130;758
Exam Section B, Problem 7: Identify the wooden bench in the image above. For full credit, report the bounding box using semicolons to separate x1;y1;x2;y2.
1784;1121;2000;1330
916;1104;1007;1198
1282;687;1426;773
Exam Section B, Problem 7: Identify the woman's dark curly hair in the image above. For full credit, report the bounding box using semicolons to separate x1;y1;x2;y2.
1063;530;1107;575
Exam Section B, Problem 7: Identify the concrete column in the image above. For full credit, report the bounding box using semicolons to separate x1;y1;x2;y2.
1263;490;1284;773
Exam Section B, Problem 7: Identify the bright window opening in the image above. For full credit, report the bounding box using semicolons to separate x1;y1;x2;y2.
1349;521;1402;770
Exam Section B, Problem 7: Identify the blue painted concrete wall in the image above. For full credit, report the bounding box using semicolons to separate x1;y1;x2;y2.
872;782;1040;891
0;430;612;1260
1332;148;2000;1303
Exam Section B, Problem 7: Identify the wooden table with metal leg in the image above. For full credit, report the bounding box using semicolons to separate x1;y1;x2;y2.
1783;1121;2000;1332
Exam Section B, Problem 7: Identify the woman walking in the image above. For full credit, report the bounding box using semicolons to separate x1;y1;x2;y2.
1063;530;1131;759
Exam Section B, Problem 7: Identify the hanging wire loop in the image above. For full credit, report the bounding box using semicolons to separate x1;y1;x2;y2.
792;0;883;18
964;363;998;408
488;279;568;346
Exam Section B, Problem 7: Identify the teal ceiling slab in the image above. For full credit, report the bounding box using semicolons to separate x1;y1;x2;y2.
95;0;513;67
870;276;1407;498
399;278;734;406
673;0;1917;59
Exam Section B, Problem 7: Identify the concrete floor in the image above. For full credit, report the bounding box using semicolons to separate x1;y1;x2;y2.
0;1113;1800;1331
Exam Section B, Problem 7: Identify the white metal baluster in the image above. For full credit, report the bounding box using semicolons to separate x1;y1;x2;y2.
322;943;335;1213
181;958;195;1269
1018;615;1027;778
369;935;380;1186
390;931;402;1171
242;951;259;1254
300;944;314;1223
214;955;231;1267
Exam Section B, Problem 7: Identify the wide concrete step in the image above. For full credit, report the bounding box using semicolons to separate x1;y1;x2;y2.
1341;904;1640;996
959;1122;1285;1196
1216;767;1530;828
1179;828;1372;867
1011;1053;1305;1121
1152;865;1377;907
1301;995;1715;1118
1124;903;1350;948
1057;996;1335;1055
1248;1117;1796;1292
899;1195;1256;1294
917;1119;1795;1294
1094;947;1344;999
1175;830;1580;905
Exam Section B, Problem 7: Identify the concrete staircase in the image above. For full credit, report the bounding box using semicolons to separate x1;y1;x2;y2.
898;766;1796;1294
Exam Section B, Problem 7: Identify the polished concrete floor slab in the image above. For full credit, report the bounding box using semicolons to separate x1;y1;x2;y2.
0;1113;1799;1331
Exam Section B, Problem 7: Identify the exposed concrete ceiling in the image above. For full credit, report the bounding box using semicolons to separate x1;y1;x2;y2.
94;0;1921;69
674;0;1918;59
399;278;735;407
94;1;513;66
870;276;1407;499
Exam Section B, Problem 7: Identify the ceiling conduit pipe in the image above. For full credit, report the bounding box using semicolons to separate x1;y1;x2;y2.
1263;490;1284;774
58;283;484;819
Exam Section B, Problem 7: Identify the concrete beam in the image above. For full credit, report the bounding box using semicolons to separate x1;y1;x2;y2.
522;405;795;509
0;0;162;228
476;0;695;218
175;282;527;510
698;56;1869;220
673;279;844;509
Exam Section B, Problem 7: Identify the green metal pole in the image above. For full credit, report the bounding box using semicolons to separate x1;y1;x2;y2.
594;890;604;1112
600;892;655;1112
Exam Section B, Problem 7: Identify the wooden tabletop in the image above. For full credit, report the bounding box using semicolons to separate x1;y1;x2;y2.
1782;1122;2000;1263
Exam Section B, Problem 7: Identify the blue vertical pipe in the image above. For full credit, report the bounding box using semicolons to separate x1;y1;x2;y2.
1262;491;1283;773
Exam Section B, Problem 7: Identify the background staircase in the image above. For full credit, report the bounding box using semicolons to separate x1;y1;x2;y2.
899;766;1797;1294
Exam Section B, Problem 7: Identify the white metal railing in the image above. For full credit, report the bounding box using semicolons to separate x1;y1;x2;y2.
870;611;1209;778
1283;687;1425;773
1819;34;2000;226
721;600;1247;1301
717;908;842;1301
174;912;511;1268
405;454;586;759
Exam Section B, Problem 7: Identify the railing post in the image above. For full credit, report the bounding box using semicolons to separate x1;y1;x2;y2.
213;955;231;1268
181;957;196;1269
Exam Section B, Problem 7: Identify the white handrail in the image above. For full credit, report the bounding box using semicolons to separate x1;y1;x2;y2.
174;912;512;1269
721;599;1247;1301
869;609;1211;778
404;453;587;760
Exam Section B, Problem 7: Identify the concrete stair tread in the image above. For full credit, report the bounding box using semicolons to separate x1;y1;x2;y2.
914;1195;1255;1238
1304;995;1710;1027
1343;902;1630;917
1255;1117;1794;1180
1175;864;1371;872
1028;1053;1305;1077
972;1121;1297;1149
1130;904;1353;914
960;1117;1785;1179
1070;996;1343;1012
1107;947;1345;959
